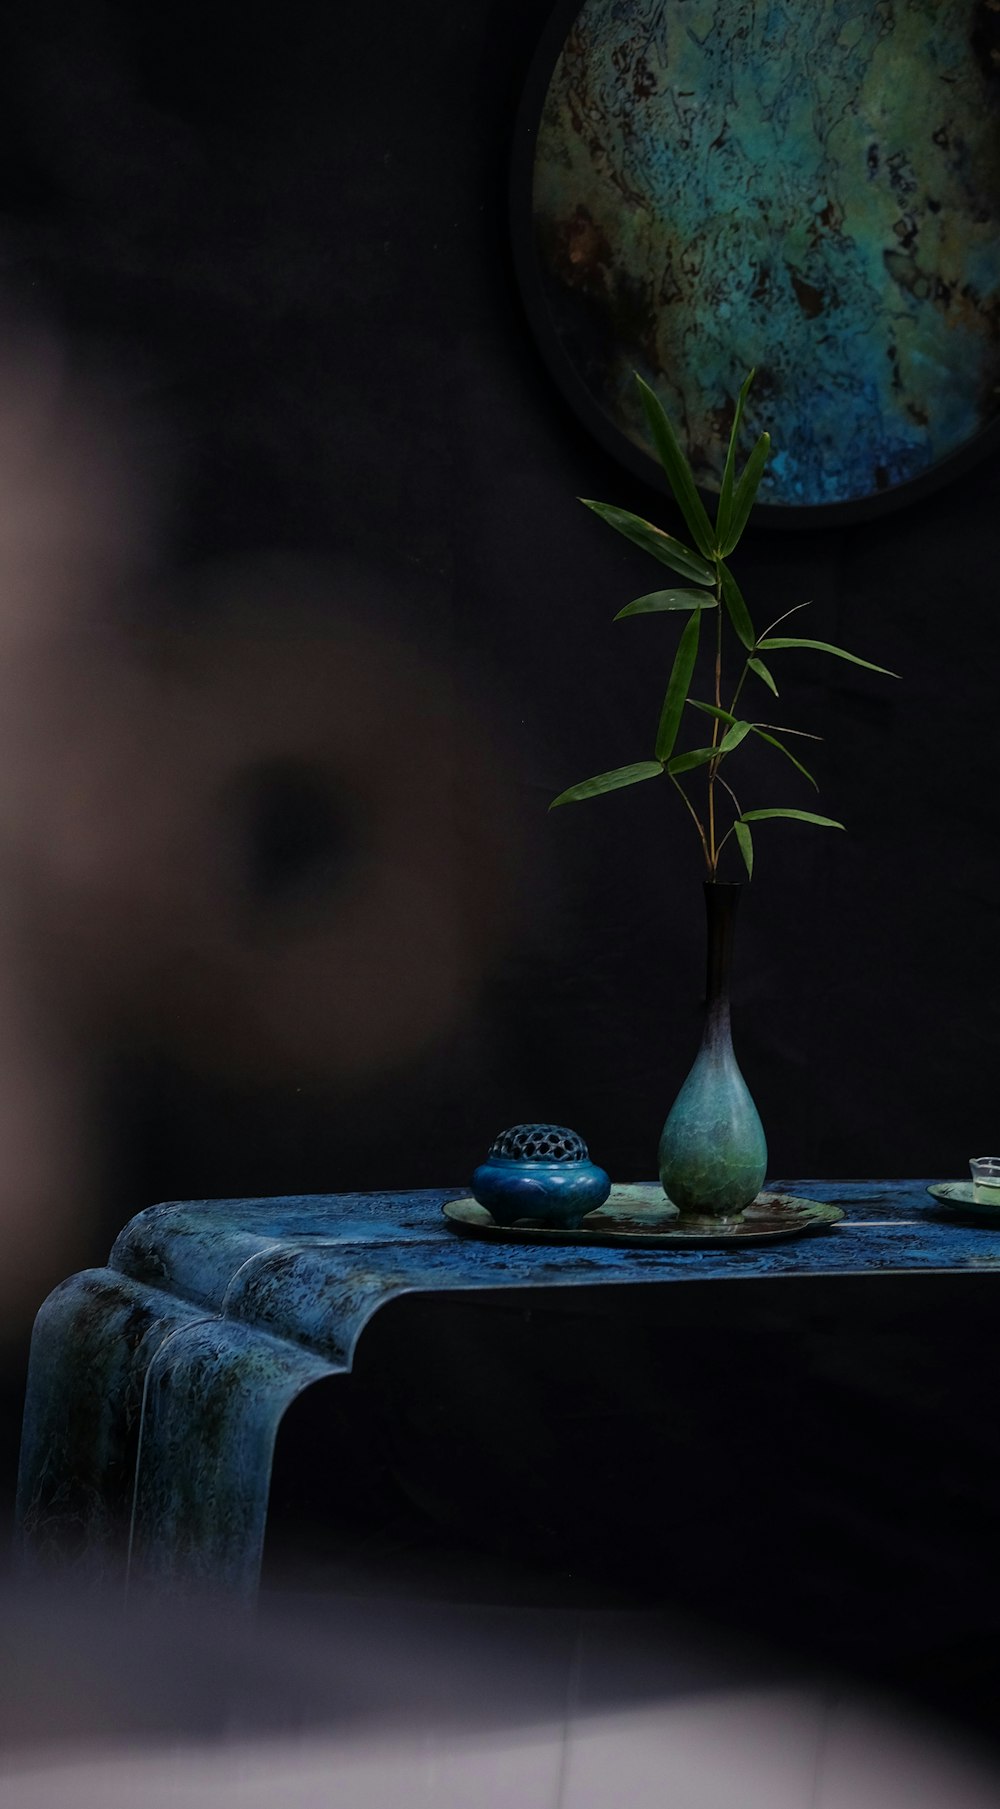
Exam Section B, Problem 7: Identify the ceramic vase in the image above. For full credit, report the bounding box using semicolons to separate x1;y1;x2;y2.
658;881;767;1218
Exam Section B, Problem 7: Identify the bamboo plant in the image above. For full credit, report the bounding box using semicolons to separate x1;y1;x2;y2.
551;370;896;878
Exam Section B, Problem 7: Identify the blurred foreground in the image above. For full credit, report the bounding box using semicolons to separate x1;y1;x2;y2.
1;1579;999;1808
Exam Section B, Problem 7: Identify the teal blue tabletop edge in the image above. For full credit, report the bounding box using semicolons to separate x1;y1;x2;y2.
102;1179;1000;1366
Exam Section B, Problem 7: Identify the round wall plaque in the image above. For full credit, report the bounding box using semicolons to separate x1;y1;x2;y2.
511;0;1000;525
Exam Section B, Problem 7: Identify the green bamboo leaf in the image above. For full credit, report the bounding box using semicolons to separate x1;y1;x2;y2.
721;431;770;555
750;727;818;790
734;819;754;880
667;745;717;775
614;589;718;620
550;761;665;808
655;609;702;762
719;564;755;649
687;700;736;725
636;375;716;558
740;808;845;829
580;500;716;585
757;636;898;676
747;656;778;696
719;719;753;753
715;369;755;553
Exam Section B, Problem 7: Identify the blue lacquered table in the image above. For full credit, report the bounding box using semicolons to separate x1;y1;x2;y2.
15;1180;1000;1607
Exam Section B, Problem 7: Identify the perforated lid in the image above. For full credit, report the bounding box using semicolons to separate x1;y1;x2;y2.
487;1124;588;1162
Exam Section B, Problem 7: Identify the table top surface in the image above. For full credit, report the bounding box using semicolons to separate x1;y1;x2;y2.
99;1179;1000;1367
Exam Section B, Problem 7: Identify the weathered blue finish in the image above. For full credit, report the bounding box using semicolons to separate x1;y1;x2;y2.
16;1268;210;1583
15;1179;1000;1602
131;1318;334;1596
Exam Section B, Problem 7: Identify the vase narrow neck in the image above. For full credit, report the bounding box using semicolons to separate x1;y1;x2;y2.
703;881;741;1033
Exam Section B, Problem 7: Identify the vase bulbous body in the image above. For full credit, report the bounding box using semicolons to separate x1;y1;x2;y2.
658;882;767;1218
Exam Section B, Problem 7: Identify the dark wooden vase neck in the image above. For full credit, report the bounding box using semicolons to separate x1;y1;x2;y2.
703;880;741;1035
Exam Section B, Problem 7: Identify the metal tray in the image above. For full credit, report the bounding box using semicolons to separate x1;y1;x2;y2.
444;1184;844;1249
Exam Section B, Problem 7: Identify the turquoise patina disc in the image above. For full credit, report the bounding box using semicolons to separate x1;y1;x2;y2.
515;0;1000;518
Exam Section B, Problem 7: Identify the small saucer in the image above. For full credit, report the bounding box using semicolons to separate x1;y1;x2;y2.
928;1182;1000;1225
443;1183;844;1249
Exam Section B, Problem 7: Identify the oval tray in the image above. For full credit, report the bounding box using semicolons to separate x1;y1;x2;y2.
443;1184;843;1249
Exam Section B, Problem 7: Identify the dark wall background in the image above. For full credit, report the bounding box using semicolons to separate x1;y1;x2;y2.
0;0;994;1388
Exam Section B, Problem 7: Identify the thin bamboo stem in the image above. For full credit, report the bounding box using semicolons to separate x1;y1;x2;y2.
670;773;711;871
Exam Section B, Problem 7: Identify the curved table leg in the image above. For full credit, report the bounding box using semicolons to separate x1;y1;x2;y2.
128;1318;339;1601
15;1269;210;1586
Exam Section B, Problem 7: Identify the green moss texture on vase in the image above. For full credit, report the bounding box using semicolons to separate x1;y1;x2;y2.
659;882;766;1217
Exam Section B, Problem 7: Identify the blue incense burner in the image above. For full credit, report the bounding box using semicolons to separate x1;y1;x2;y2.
472;1124;611;1229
